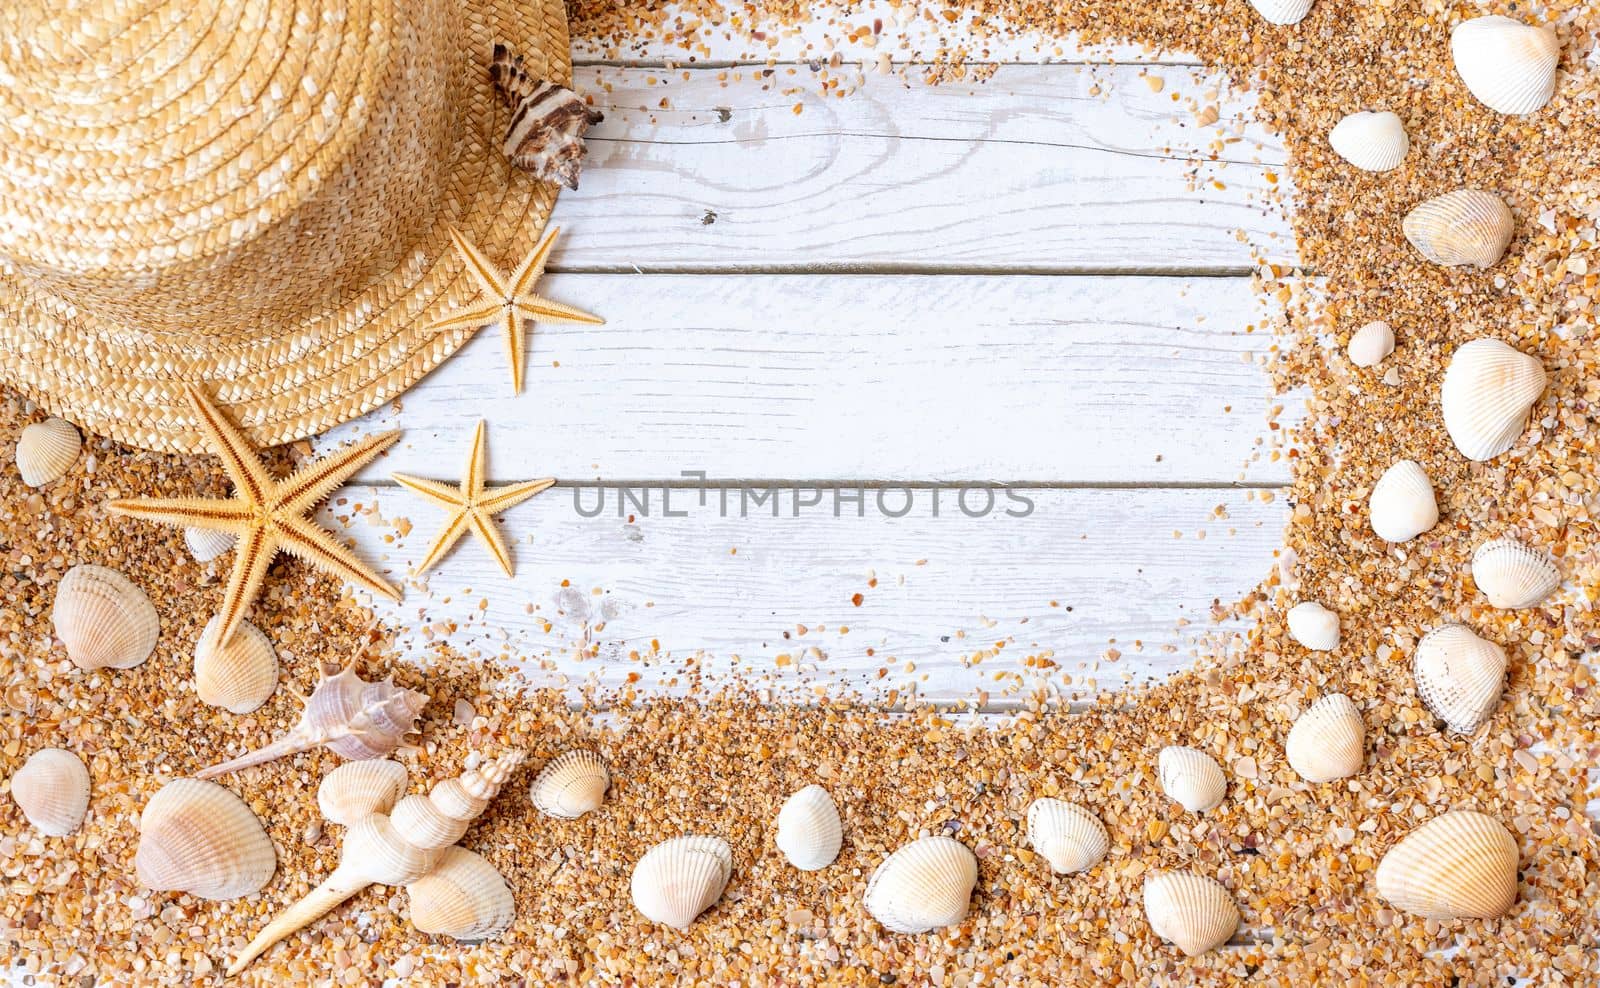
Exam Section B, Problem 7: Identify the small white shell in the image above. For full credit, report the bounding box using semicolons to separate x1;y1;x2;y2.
774;784;842;871
1025;798;1107;875
1413;624;1506;733
406;845;516;941
1368;460;1438;544
1439;339;1545;462
863;836;978;934
1451;16;1560;115
1285;694;1364;783
1376;810;1519;920
317;759;409;826
193;616;278;714
630;835;732;930
1246;0;1313;26
15;418;81;487
185;527;236;563
52;564;160;671
10;748;90;836
1346;320;1395;368
1471;538;1558;609
1143;871;1239;957
1403;190;1514;269
135;778;276;900
1157;746;1225;813
1328;112;1408;172
529;750;610;820
1285;601;1340;651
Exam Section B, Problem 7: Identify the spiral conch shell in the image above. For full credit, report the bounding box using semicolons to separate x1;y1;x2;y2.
1158;746;1226;813
1413;624;1506;733
1328;111;1408;172
1025;798;1107;875
1285;601;1339;651
630;835;734;930
408;845;517;940
1439;339;1545;462
1246;0;1312;26
318;759;410;826
10;748;90;836
135;778;276;900
774;784;843;871
1451;16;1560;116
529;749;610;820
52;564;160;672
863;836;978;934
1368;460;1437;544
1143;872;1239;957
1403;190;1514;269
1285;694;1364;783
15;417;80;487
1471;538;1559;609
193;616;278;715
1375;810;1518;920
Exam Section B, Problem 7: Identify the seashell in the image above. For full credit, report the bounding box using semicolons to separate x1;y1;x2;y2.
1143;871;1239;956
1346;320;1395;368
864;836;978;934
1471;537;1558;609
193;616;278;714
1285;601;1340;651
1368;460;1437;544
1413;624;1506;733
135;778;276;900
52;564;160;671
15;417;80;487
1403;190;1514;269
1285;694;1364;783
185;527;236;563
407;845;516;941
529;749;610;820
10;748;90;836
1157;746;1226;813
1439;339;1545;462
1328;112;1408;172
197;660;427;779
317;759;410;826
774;784;843;871
1025;798;1108;875
630;835;734;930
1375;810;1518;920
1246;0;1313;26
490;43;604;191
1451;16;1560;115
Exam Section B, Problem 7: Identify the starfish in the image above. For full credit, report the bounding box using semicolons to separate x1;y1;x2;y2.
108;387;402;647
390;421;554;578
427;226;603;393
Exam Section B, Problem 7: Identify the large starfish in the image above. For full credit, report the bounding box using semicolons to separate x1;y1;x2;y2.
427;226;604;393
108;387;402;647
390;420;554;578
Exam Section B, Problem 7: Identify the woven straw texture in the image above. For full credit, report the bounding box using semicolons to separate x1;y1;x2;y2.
0;0;572;454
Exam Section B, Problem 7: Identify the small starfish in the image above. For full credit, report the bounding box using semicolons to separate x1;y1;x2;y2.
108;387;402;647
390;421;554;578
427;226;603;393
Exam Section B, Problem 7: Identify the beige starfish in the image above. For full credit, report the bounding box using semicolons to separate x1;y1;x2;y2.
108;387;402;647
390;421;554;578
427;226;603;393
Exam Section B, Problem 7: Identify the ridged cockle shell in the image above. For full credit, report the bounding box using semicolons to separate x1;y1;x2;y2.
193;616;278;714
317;759;410;827
1471;538;1558;609
10;748;90;836
15;418;80;487
1347;320;1395;367
1285;694;1364;783
863;836;978;934
1376;810;1519;920
1158;746;1226;813
1439;339;1545;461
1451;16;1560;115
774;784;843;871
1025;798;1107;874
630;835;733;930
135;779;276;900
1403;191;1514;269
1143;871;1239;956
1286;601;1339;651
529;750;610;820
1413;624;1506;733
52;564;160;671
407;845;516;940
1247;0;1313;26
1328;112;1408;172
1368;460;1437;544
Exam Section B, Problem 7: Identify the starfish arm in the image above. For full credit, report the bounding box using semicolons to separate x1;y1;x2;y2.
466;507;517;578
183;387;275;504
476;477;556;516
391;473;469;510
446;226;508;299
464;421;489;494
426;298;505;336
507;227;560;299
502;309;526;394
411;509;473;576
514;297;605;326
107;495;254;533
280;430;402;516
213;525;279;649
277;514;402;602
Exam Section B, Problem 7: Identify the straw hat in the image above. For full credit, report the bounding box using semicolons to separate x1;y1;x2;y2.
0;0;575;453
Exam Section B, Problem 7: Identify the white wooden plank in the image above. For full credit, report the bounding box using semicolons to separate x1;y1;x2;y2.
322;274;1292;486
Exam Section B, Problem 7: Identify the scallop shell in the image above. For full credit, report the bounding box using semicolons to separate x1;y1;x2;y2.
1451;16;1560;115
1471;538;1559;609
10;748;90;837
317;759;410;826
193;616;278;715
630;835;733;930
774;784;843;871
1246;0;1313;26
406;845;516;941
1368;460;1437;544
1402;190;1514;269
1346;320;1395;368
1328;112;1408;172
863;836;978;934
1439;339;1546;462
1143;871;1239;957
1375;810;1518;920
1285;601;1340;651
16;418;81;487
1413;624;1506;733
52;564;160;671
1157;746;1226;814
1285;694;1364;783
135;778;276;900
1025;798;1108;875
185;527;236;563
529;750;610;820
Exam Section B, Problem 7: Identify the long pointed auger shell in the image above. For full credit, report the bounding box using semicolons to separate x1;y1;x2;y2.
1026;798;1108;875
1413;624;1506;733
863;836;978;934
1328;111;1408;172
1471;538;1559;609
529;750;610;820
1368;460;1438;543
1439;339;1546;462
407;845;516;940
317;759;411;827
11;748;90;836
1143;871;1239;957
1375;810;1519;920
16;417;80;487
1451;16;1561;115
1285;694;1365;783
630;835;734;930
193;615;278;715
1158;746;1226;813
1403;190;1514;269
775;784;843;871
52;564;160;671
135;779;276;900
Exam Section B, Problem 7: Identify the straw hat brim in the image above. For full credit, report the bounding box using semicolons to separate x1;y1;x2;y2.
0;0;570;455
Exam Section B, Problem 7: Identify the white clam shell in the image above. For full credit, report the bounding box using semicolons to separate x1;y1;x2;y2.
1375;810;1518;920
1025;798;1107;875
1285;601;1340;651
1439;339;1545;462
1143;871;1239;957
1413;624;1506;733
185;527;237;563
1368;460;1437;544
135;778;276;900
1451;16;1560;115
1471;538;1558;609
193;616;278;714
774;784;842;871
863;835;978;934
1403;190;1514;269
1328;112;1408;172
1246;0;1313;26
1158;745;1225;813
630;835;732;930
317;759;409;826
10;748;90;836
1346;320;1395;368
15;418;81;487
52;564;160;671
529;749;610;820
406;845;516;941
1285;694;1364;783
